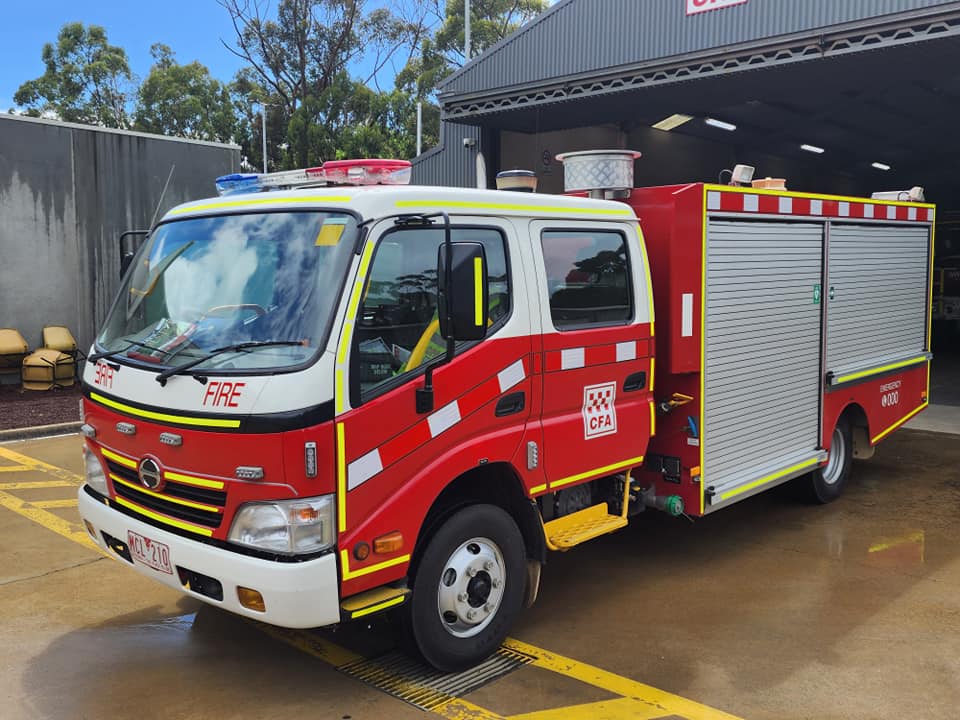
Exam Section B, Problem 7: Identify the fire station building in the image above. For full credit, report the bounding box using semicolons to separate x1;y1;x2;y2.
412;0;960;400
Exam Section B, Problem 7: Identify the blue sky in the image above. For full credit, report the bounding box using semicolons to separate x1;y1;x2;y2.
0;1;262;110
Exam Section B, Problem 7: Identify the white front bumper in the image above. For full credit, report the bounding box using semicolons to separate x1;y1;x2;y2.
78;487;341;628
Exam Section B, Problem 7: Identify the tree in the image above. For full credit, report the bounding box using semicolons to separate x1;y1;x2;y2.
135;44;238;143
14;23;133;127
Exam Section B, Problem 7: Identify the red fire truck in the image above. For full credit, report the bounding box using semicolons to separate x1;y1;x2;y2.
77;155;934;670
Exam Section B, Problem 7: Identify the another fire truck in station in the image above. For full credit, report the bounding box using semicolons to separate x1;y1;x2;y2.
78;153;934;670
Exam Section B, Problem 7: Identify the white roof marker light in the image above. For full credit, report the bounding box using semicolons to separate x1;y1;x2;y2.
215;159;412;195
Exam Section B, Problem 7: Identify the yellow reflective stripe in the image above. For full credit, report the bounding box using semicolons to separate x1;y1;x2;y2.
100;447;137;469
474;256;484;326
699;186;708;516
549;456;645;490
114;496;213;537
833;356;928;385
636;226;656;334
649;401;656;437
163;471;225;490
336;423;347;533
394;200;633;217
649;356;655;394
336;241;376;414
89;392;241;429
871;402;928;444
703;183;935;209
529;483;547;495
350;594;406;619
109;473;221;513
339;549;411;581
168;196;352;215
719;458;820;502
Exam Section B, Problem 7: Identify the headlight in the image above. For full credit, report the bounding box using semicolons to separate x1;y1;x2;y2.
228;495;335;555
83;445;108;495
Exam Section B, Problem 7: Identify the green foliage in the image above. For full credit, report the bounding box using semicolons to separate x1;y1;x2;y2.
13;22;133;127
135;45;238;143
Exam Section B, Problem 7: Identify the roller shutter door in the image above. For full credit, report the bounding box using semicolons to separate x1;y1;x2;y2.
704;221;823;501
827;224;930;378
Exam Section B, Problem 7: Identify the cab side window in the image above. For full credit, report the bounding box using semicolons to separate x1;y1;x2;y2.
354;227;510;398
541;229;633;329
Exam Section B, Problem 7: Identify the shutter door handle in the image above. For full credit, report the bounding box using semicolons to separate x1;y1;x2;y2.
623;372;646;393
495;391;526;417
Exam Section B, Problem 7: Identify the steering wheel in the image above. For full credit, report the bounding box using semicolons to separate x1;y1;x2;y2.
202;304;267;320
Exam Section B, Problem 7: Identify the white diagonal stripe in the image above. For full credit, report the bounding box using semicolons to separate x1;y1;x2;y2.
348;449;383;490
616;341;637;362
497;360;526;393
561;347;585;370
428;401;461;438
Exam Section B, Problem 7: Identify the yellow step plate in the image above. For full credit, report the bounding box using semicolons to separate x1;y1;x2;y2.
544;503;628;550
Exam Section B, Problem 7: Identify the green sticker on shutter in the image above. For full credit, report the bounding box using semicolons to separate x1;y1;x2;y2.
813;284;822;304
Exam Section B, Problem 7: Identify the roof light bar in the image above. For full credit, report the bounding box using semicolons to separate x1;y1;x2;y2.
872;162;892;171
801;144;825;154
652;113;694;131
215;159;412;196
705;118;737;131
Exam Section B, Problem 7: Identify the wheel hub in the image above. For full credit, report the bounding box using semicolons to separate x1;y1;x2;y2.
823;427;846;485
436;537;505;638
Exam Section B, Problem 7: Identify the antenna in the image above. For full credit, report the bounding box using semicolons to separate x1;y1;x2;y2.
148;164;176;232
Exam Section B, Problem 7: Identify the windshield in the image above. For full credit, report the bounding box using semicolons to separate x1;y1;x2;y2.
97;211;357;373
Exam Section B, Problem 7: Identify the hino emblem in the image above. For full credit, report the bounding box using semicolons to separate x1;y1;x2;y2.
138;458;163;491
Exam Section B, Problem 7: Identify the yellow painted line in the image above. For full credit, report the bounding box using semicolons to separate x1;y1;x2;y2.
872;402;928;444
0;446;84;484
90;392;241;429
833;356;928;385
339;549;410;581
507;697;671;720
703;183;935;209
168;196;352;215
503;638;742;720
30;498;79;509
395;200;634;217
0;488;100;552
114;496;214;537
110;473;221;513
0;480;76;490
529;483;547;495
164;471;225;490
869;530;925;554
336;423;347;533
350;594;406;619
100;447;137;469
549;456;644;490
719;458;820;502
0;465;30;472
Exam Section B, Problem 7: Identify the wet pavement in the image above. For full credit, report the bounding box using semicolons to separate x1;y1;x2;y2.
1;429;959;719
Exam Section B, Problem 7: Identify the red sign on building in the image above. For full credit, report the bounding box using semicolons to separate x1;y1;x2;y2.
686;0;748;16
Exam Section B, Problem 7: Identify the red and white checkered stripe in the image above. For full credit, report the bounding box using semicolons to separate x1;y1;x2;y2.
706;190;934;223
347;358;527;490
545;339;649;373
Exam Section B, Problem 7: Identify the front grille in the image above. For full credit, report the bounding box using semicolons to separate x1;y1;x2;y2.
105;459;227;529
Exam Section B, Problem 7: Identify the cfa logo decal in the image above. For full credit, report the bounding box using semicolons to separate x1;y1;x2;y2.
686;0;748;16
582;382;617;439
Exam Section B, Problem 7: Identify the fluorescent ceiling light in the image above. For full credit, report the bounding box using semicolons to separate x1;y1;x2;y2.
705;118;737;131
652;113;694;131
801;144;825;154
872;162;892;171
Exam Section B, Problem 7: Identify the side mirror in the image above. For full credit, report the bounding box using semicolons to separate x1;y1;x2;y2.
119;230;149;278
120;251;136;278
438;242;488;342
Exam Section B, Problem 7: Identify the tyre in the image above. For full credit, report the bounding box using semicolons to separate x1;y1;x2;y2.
402;504;526;672
809;417;853;503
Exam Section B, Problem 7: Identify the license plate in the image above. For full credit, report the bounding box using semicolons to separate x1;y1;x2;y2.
127;530;173;575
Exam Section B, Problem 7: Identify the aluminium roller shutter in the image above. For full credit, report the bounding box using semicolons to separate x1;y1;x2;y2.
703;221;823;500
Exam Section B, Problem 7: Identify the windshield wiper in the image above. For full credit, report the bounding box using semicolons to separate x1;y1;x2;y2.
155;341;304;387
89;340;171;364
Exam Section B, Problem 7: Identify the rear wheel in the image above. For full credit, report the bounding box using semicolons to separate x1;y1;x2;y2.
809;418;853;503
402;504;526;672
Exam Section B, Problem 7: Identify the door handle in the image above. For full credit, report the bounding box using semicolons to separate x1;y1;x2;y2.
495;392;526;417
623;371;646;393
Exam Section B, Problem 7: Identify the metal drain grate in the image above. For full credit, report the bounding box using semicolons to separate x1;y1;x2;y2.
338;645;536;711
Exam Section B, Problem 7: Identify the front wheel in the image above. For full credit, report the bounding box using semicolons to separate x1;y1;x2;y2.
402;504;526;672
809;418;853;503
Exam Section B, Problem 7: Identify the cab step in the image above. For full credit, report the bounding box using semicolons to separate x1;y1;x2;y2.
544;503;628;550
340;586;409;621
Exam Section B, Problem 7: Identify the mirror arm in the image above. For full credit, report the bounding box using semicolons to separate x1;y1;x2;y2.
417;212;453;415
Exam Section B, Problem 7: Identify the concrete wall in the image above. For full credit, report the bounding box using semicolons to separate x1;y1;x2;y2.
0;115;240;354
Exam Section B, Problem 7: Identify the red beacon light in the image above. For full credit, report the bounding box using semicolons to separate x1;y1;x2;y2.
215;159;411;196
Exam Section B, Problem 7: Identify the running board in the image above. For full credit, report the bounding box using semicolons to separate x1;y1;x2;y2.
544;503;628;551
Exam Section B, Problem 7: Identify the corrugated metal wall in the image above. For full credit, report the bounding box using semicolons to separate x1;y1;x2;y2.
0;115;240;352
410;121;483;187
442;0;956;98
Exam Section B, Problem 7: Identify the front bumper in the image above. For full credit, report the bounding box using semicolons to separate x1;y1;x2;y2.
78;487;341;628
